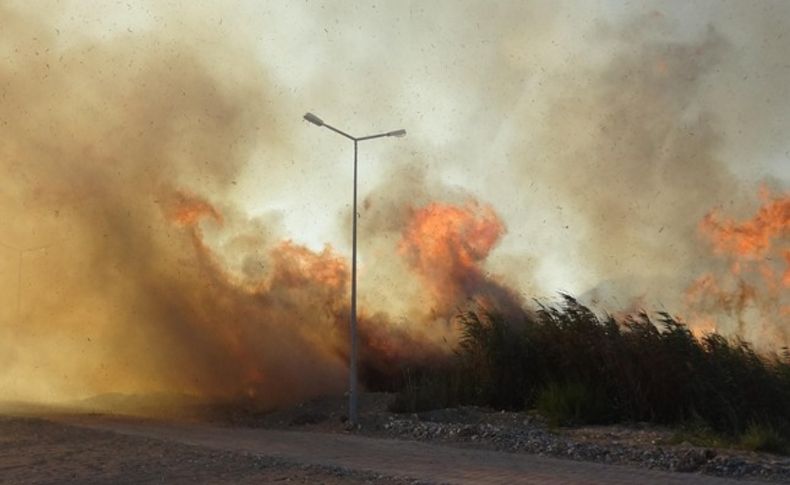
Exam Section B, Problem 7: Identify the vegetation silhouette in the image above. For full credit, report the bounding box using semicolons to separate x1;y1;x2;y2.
388;295;790;453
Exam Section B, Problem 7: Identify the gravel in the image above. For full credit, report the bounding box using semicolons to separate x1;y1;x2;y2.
376;411;790;482
246;393;790;483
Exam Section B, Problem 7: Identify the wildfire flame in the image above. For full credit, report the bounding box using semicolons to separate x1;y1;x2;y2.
3;2;788;415
398;201;520;316
686;188;789;346
166;191;224;227
700;188;789;262
149;193;500;405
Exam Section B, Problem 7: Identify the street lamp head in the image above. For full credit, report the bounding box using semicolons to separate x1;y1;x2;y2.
303;112;324;127
387;129;407;138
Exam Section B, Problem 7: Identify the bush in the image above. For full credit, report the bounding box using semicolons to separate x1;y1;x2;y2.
536;381;609;427
455;309;535;409
740;422;787;454
668;419;734;449
388;295;790;446
388;367;461;413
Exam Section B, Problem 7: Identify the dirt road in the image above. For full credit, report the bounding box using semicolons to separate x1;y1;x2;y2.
0;416;410;484
41;416;766;484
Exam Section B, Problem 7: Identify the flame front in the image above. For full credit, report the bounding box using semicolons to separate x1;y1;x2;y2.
167;191;224;227
700;188;789;263
2;2;790;414
398;202;510;315
686;189;790;346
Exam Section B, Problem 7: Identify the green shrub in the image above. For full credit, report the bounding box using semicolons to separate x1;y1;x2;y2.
667;419;734;449
740;422;787;454
536;381;609;426
388;367;461;413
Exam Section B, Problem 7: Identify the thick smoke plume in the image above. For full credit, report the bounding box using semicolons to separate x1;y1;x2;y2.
1;2;788;410
508;12;789;347
0;2;349;404
0;2;517;407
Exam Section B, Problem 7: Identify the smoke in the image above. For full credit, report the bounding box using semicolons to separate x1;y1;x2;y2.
520;18;738;300
1;1;788;409
0;2;512;406
0;2;350;405
506;10;789;346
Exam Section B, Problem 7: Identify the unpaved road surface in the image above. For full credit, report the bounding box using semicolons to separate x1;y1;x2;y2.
0;416;407;484
21;415;764;484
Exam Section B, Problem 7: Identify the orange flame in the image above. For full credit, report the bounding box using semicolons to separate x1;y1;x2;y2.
151;190;455;404
165;191;223;226
398;201;512;315
700;188;789;264
686;188;789;347
267;242;348;292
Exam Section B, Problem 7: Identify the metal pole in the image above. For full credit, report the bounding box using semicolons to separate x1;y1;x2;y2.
349;139;359;426
302;113;404;428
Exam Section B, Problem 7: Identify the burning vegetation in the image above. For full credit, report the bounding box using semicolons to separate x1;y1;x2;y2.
686;189;790;344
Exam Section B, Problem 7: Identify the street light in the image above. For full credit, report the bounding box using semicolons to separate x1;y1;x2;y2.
303;112;406;427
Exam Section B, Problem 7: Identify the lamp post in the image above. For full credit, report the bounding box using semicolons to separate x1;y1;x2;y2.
303;112;406;427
